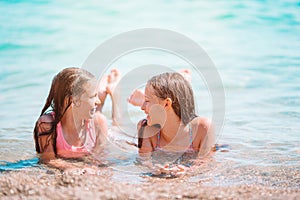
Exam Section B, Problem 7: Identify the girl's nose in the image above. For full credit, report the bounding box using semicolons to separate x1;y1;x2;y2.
141;101;146;111
95;95;101;105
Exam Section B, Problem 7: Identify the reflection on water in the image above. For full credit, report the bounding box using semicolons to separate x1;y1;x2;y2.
151;150;198;167
0;158;38;172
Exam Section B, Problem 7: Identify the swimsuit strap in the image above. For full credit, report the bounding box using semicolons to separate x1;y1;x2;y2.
189;124;193;144
189;124;194;150
156;130;161;148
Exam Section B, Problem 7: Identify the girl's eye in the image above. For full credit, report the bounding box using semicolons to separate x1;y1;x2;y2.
90;93;98;98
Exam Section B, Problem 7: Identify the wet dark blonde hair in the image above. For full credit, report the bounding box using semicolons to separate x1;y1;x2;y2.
147;72;197;125
34;67;94;154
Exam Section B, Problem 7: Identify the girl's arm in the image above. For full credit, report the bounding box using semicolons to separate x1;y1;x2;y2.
136;120;154;167
35;115;77;169
93;112;108;150
35;115;93;172
137;120;155;155
193;117;215;158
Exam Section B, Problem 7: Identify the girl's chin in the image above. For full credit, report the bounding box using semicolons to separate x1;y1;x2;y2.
146;120;152;126
146;116;153;126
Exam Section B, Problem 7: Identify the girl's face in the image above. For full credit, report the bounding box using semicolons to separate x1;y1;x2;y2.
141;84;166;126
72;80;100;121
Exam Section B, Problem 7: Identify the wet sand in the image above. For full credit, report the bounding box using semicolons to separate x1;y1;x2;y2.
1;164;299;200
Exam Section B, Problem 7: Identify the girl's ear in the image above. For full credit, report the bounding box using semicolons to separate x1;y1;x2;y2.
64;96;72;108
165;98;172;108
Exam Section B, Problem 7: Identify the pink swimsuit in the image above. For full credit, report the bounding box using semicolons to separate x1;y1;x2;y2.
56;120;96;158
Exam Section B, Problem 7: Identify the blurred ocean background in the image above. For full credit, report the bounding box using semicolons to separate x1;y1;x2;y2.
0;0;299;187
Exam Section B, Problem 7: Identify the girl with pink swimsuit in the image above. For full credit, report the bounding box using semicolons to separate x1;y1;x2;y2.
33;67;108;171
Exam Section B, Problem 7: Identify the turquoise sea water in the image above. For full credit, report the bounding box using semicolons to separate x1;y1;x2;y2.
0;0;299;185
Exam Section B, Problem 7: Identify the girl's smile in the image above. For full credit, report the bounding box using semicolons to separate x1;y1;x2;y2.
72;80;101;121
142;85;166;126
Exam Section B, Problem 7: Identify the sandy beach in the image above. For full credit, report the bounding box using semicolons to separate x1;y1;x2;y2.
1;162;299;200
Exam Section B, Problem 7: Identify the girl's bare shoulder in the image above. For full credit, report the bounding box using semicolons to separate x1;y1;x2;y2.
93;112;107;124
38;113;54;123
190;116;212;131
36;113;54;134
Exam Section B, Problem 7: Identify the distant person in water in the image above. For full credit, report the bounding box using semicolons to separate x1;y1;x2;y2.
128;70;214;176
33;67;119;171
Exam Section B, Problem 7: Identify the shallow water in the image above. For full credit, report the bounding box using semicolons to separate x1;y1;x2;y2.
0;0;300;189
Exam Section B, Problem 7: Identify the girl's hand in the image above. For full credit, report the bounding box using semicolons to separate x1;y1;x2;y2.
154;164;189;177
169;164;188;176
64;166;99;175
